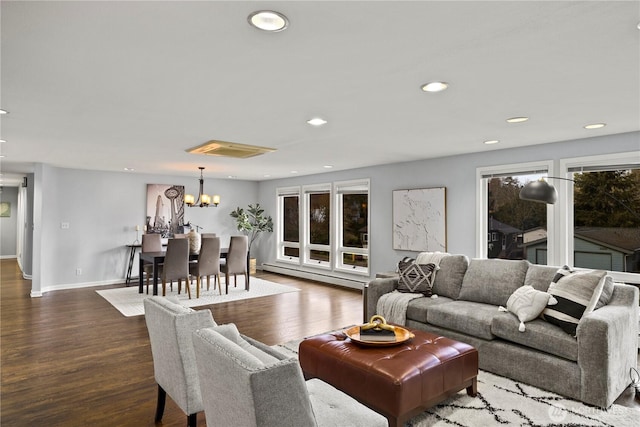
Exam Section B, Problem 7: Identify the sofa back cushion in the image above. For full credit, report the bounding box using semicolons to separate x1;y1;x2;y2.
458;258;530;306
523;264;559;292
431;254;469;299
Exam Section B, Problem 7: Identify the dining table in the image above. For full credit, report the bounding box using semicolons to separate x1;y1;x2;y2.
138;248;250;296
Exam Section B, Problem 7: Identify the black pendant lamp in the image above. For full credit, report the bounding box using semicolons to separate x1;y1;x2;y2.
519;179;558;204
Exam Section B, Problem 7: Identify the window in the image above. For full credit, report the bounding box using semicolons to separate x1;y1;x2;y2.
304;184;332;268
335;180;369;274
276;187;300;263
276;179;370;276
478;153;640;284
561;154;640;275
477;161;554;264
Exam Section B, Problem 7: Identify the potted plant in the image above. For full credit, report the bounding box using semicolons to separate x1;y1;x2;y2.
230;204;274;274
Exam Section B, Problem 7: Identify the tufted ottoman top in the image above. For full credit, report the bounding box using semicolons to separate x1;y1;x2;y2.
299;327;478;427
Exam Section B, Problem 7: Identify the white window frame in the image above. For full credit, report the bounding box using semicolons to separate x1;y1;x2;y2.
559;151;640;283
334;179;370;276
476;161;555;262
303;183;332;270
276;186;301;265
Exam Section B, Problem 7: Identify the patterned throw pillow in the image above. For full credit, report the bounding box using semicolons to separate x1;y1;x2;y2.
397;257;437;296
541;266;607;336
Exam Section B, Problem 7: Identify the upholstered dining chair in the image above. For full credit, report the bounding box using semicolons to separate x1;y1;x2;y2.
162;238;193;298
201;233;216;238
189;237;222;297
141;233;162;294
220;235;248;294
144;297;217;427
173;233;187;239
192;325;388;427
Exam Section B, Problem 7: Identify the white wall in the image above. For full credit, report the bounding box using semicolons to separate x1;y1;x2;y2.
33;165;258;293
256;132;640;282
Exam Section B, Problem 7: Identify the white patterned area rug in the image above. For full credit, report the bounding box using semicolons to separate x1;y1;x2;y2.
274;339;639;427
97;278;299;317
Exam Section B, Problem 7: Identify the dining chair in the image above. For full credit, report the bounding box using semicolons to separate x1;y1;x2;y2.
142;233;162;294
173;233;187;239
201;233;216;238
192;325;388;427
144;297;217;427
162;238;193;299
189;237;222;297
220;235;248;294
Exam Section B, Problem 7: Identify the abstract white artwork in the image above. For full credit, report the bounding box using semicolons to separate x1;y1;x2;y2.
392;187;446;252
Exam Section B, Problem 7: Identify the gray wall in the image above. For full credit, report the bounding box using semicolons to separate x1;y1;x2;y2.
0;186;18;257
256;132;640;281
25;131;639;294
32;165;258;292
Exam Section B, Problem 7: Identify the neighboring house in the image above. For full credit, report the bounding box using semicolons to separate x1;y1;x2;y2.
523;227;640;273
487;218;523;260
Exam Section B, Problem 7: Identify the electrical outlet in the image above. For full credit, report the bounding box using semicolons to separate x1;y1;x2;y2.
76;268;82;276
61;222;70;229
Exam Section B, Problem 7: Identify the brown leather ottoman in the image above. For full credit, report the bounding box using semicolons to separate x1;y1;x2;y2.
298;327;478;427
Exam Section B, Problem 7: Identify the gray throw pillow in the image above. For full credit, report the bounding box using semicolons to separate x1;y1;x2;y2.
397;257;437;296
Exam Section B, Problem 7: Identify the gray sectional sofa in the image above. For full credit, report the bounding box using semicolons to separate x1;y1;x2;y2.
364;256;639;408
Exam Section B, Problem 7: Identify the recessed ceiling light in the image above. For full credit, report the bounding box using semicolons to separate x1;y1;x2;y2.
123;167;135;171
0;155;5;158
290;170;298;174
248;10;288;32
506;117;529;123
323;165;333;169
263;174;271;178
584;123;606;129
307;117;327;126
420;82;449;92
483;140;500;145
0;139;5;143
0;110;8;115
227;175;237;179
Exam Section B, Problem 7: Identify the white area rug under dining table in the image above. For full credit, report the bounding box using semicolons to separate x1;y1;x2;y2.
97;277;300;317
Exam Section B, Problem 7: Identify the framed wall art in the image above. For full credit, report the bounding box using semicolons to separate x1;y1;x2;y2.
392;187;446;252
146;184;185;238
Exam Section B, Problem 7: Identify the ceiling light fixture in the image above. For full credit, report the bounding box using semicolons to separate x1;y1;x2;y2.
0;110;8;115
307;117;327;126
323;165;333;169
584;123;606;129
184;167;220;208
248;10;289;32
421;82;449;92
483;140;500;145
506;117;529;123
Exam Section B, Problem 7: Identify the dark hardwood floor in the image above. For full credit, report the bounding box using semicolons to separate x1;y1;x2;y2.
1;259;638;426
0;259;363;426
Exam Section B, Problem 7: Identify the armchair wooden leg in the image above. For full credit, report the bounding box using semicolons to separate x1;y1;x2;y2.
225;272;229;294
162;279;166;297
155;384;166;422
186;277;192;299
187;413;197;427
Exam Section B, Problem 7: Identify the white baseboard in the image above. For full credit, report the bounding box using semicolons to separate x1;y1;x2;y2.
262;263;367;290
41;278;128;293
0;255;17;259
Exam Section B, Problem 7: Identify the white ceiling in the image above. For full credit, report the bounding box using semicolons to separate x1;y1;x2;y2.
1;1;639;187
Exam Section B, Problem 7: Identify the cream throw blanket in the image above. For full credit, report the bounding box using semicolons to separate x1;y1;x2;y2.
376;252;450;326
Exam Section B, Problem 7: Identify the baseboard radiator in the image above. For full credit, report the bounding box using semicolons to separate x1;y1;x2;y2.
261;263;368;291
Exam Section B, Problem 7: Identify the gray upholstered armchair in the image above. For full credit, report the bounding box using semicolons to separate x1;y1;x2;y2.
192;324;389;427
144;297;217;427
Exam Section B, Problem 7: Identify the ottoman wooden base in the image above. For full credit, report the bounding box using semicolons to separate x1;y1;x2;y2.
299;327;478;427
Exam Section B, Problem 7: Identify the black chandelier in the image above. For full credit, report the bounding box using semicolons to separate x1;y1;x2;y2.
184;167;220;207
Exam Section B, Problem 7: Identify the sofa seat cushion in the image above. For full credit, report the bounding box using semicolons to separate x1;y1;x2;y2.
458;259;530;307
431;255;469;299
491;314;578;361
426;301;498;340
406;295;455;323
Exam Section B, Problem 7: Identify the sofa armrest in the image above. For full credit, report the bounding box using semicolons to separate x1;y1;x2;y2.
576;283;639;408
363;278;399;322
